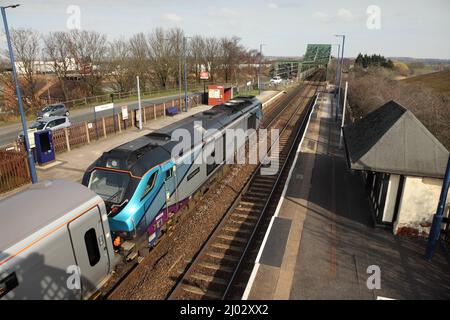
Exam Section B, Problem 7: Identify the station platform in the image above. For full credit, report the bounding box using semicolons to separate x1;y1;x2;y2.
243;91;450;300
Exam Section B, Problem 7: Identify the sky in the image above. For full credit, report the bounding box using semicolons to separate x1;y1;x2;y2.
1;0;449;59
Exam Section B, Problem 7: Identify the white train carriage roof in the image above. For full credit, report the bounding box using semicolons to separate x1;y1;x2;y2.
87;96;261;177
0;180;100;253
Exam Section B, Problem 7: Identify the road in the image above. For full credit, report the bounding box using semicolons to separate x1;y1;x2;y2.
0;92;198;146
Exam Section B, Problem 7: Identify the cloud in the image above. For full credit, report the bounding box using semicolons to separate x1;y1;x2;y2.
312;11;332;23
162;13;182;22
312;8;360;23
337;8;355;22
268;3;279;9
218;8;239;18
208;7;241;27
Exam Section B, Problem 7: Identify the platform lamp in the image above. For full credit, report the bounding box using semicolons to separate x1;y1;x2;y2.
334;34;346;122
332;43;341;88
1;4;38;183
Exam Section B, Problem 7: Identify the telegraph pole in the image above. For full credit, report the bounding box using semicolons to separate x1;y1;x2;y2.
183;36;189;112
1;4;37;183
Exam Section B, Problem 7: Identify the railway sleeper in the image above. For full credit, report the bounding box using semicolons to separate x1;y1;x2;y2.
229;219;255;228
211;243;244;257
223;226;253;235
247;186;273;193
231;211;259;219
238;201;265;208
189;272;229;288
179;284;222;300
206;251;240;263
217;234;248;244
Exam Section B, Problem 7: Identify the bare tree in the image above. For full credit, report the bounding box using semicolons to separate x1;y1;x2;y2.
10;28;41;109
43;31;72;101
106;38;134;92
168;28;184;100
220;36;244;83
129;32;150;91
67;30;107;95
189;35;206;84
147;28;173;89
204;37;221;82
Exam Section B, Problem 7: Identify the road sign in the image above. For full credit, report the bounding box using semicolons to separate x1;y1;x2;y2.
122;106;129;120
94;103;114;113
200;71;209;80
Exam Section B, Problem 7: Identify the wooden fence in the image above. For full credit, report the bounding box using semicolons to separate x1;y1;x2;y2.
0;149;31;194
51;95;201;154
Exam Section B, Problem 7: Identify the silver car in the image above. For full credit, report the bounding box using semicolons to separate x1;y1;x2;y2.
37;104;70;119
18;116;71;140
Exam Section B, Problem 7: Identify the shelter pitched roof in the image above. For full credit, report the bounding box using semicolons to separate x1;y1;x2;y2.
343;100;449;178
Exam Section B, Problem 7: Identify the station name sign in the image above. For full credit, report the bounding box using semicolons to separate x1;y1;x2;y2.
94;103;114;113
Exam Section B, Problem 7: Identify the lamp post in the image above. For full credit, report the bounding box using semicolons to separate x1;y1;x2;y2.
258;43;266;95
1;4;38;183
136;76;142;130
334;34;346;122
183;36;191;113
333;43;341;88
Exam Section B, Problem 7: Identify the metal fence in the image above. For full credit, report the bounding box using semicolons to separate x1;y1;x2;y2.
39;85;205;110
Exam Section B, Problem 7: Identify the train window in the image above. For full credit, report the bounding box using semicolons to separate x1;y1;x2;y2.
166;168;173;180
84;228;101;267
0;272;19;298
141;172;158;201
187;167;200;181
207;150;219;176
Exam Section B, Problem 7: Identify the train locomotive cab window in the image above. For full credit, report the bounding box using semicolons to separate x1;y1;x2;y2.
88;169;130;204
84;228;101;267
141;171;158;201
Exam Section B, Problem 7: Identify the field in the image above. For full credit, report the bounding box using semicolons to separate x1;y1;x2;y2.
402;69;450;97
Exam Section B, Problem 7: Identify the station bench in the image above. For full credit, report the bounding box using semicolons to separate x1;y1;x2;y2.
166;107;179;116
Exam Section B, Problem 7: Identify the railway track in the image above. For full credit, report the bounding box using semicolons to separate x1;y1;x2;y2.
167;70;325;300
100;70;324;300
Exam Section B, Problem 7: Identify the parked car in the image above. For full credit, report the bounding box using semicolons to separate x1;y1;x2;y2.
18;116;71;140
270;76;282;85
37;103;69;119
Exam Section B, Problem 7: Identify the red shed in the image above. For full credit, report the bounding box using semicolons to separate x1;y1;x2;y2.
208;84;234;106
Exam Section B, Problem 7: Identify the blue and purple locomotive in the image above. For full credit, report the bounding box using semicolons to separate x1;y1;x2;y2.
82;96;262;253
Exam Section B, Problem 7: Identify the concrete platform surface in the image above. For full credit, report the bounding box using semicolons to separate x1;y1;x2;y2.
244;91;450;300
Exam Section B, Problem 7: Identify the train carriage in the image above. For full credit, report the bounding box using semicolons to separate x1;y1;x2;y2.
82;96;263;258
